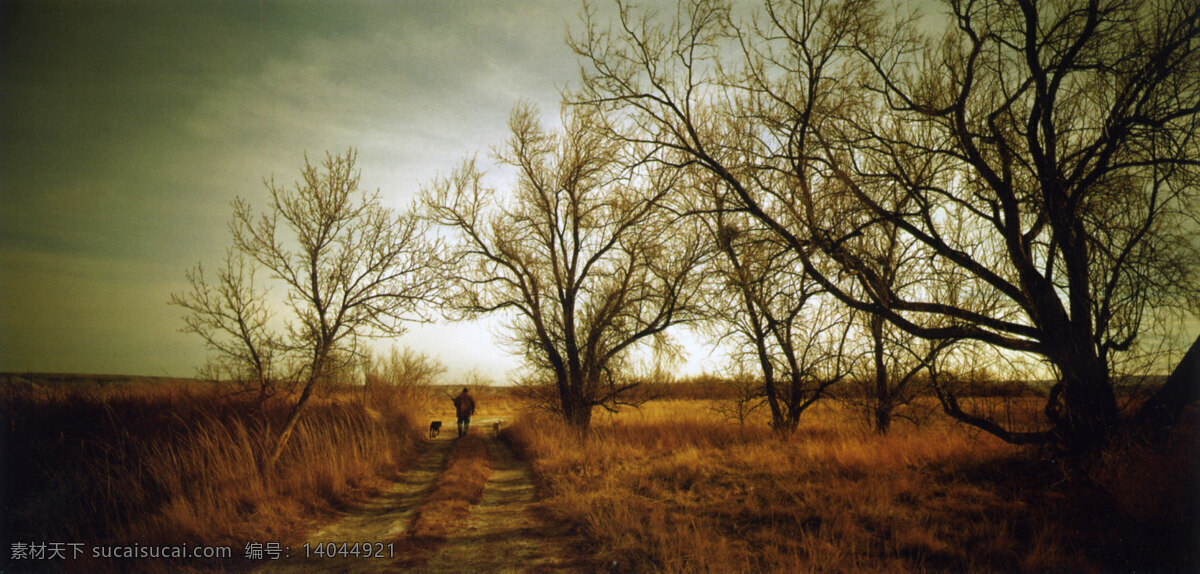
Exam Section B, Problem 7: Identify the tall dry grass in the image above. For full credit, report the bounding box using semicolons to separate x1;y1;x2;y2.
505;400;1197;573
1;380;425;571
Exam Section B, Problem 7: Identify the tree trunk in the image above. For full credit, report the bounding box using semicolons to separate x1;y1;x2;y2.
874;406;892;435
871;314;891;434
558;378;594;429
266;349;328;467
266;378;317;466
764;381;786;431
1053;346;1119;456
778;372;806;432
562;396;593;429
762;371;788;431
1134;334;1200;444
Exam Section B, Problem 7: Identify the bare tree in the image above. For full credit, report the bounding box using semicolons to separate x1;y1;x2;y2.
848;215;956;434
211;149;441;465
852;313;952;433
422;104;707;429
700;195;857;430
838;0;1200;451
171;249;287;403
573;0;1200;454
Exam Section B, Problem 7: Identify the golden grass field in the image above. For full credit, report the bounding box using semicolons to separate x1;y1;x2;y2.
503;398;1198;573
2;377;1195;572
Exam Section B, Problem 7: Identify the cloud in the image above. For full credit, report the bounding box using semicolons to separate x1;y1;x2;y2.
0;0;615;378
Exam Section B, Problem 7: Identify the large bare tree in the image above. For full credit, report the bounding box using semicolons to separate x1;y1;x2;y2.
179;149;441;466
423;104;706;429
839;0;1200;451
573;0;1200;453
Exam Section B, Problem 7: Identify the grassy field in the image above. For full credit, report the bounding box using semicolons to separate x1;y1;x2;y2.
1;376;426;572
504;398;1198;573
3;376;1195;572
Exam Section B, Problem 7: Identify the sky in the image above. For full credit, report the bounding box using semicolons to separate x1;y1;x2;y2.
5;0;1191;384
0;0;733;381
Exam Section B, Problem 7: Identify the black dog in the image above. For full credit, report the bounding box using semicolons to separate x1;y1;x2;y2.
429;421;442;439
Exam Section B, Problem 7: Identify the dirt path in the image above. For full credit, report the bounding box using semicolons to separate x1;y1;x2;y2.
411;428;581;573
260;418;584;573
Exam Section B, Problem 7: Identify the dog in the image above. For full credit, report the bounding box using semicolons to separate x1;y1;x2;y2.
429;421;442;439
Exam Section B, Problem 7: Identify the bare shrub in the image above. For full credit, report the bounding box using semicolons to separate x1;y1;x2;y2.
708;374;765;426
361;345;445;414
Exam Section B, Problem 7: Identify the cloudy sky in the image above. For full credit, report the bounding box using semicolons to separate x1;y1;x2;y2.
1;0;727;380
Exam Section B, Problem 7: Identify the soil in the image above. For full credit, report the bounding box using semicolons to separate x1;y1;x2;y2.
260;418;586;573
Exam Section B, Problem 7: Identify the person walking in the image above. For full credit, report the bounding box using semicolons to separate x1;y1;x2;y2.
452;387;476;438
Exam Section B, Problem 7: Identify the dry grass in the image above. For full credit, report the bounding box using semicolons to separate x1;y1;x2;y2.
505;399;1197;573
1;379;425;571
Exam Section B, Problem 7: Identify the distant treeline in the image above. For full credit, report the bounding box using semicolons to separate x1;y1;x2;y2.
504;373;1064;404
